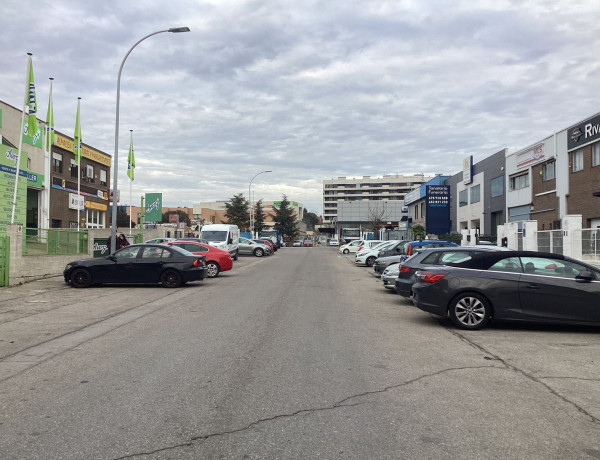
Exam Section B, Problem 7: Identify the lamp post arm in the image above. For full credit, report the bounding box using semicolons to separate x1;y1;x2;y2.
110;29;170;253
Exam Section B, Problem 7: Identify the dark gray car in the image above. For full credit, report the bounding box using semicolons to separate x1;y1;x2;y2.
394;246;510;297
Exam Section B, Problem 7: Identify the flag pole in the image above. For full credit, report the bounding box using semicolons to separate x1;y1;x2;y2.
129;130;133;235
10;53;33;225
44;77;54;230
76;97;82;231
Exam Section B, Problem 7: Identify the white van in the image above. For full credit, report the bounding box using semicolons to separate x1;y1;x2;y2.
200;224;240;260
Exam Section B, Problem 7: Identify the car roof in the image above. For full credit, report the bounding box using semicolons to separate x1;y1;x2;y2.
447;250;584;270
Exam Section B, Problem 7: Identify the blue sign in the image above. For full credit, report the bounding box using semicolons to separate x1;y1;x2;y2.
426;185;450;235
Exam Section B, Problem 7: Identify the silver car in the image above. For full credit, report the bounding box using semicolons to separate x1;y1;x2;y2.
238;237;271;257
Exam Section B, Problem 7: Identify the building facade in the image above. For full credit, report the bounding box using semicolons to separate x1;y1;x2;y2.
322;174;431;226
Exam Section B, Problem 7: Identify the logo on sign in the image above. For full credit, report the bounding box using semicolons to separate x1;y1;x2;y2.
571;127;583;143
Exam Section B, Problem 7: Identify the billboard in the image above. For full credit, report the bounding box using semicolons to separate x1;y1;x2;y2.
425;185;450;235
145;193;162;222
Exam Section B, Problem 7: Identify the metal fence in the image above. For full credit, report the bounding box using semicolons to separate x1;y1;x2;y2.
578;228;600;263
537;230;563;255
23;228;88;256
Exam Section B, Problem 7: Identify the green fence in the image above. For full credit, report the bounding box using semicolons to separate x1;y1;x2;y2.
0;236;9;286
23;228;88;256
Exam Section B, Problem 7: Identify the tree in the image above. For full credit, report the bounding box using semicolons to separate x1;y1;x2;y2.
116;208;132;228
253;199;266;234
411;224;426;241
161;210;190;226
368;202;391;236
224;193;249;229
272;194;299;240
302;209;319;230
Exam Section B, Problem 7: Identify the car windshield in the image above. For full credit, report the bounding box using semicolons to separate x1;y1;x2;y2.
201;230;228;242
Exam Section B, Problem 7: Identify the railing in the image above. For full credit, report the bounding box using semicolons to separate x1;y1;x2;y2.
577;228;600;263
23;228;88;256
537;230;563;255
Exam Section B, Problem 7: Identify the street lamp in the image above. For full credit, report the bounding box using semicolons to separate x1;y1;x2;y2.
110;27;190;253
248;170;272;236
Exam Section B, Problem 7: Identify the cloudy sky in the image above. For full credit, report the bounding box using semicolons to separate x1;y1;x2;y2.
2;0;600;214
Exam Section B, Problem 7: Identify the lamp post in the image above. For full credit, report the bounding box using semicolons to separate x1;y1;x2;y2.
248;170;272;237
110;27;190;253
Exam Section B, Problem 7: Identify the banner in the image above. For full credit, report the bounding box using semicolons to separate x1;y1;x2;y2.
145;193;162;222
0;145;28;233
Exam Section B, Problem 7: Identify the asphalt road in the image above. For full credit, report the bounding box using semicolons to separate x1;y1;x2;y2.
0;247;599;459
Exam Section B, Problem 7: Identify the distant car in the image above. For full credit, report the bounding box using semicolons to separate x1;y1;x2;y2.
394;246;511;296
339;240;363;254
166;240;233;278
303;240;313;247
356;240;384;252
355;241;399;267
254;239;275;253
144;237;177;244
64;243;207;288
329;238;339;246
258;238;277;251
377;240;458;260
292;240;303;247
381;262;402;290
412;250;600;330
239;237;271;257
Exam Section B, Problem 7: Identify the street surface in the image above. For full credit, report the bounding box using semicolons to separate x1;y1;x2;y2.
0;247;599;459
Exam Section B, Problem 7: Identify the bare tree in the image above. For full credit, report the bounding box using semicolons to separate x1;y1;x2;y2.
368;202;391;235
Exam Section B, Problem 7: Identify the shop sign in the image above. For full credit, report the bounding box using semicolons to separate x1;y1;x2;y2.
145;193;163;222
517;143;546;169
463;156;473;184
568;113;600;151
69;193;84;210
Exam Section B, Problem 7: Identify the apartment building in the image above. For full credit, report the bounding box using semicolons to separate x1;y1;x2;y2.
322;174;431;225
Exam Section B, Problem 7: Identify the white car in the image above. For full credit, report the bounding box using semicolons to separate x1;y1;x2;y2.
339;240;364;254
329;238;339;246
355;240;399;267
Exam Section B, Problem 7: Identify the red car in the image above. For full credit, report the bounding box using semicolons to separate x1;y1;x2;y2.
303;240;313;247
166;241;233;278
253;239;275;252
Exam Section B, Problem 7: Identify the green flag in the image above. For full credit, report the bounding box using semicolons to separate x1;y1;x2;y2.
73;98;82;164
127;132;135;181
45;80;55;148
25;55;38;136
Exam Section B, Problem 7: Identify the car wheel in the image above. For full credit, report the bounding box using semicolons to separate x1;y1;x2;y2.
449;292;491;330
343;249;349;254
70;268;92;288
366;256;376;267
161;269;183;288
206;261;220;278
254;248;264;257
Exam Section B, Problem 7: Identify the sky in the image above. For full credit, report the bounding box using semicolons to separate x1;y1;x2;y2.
2;0;600;215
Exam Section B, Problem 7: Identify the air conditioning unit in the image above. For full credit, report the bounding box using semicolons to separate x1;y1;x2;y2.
84;165;94;178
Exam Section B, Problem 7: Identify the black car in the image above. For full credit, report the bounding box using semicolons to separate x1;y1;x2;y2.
412;250;600;330
394;246;510;296
373;240;459;273
64;244;207;288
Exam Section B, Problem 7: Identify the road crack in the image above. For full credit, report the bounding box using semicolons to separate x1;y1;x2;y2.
111;364;500;459
446;327;600;425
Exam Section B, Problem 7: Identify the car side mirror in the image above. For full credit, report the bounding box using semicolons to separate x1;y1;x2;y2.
228;238;233;244
575;271;593;283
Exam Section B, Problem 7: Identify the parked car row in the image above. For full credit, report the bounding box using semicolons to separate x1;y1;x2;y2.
351;242;600;330
64;228;282;288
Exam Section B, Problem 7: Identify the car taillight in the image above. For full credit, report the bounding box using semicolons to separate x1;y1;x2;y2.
358;246;364;251
193;258;205;267
407;245;412;256
399;266;412;273
417;272;446;283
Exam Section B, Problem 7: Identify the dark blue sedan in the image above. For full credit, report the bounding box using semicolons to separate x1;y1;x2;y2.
64;244;207;288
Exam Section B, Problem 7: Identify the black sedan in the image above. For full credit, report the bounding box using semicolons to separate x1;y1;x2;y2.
412;251;600;330
395;246;510;297
64;244;207;288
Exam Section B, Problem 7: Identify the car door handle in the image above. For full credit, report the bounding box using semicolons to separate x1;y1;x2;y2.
525;284;540;289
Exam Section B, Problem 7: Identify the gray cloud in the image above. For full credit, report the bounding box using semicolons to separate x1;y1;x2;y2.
2;0;600;214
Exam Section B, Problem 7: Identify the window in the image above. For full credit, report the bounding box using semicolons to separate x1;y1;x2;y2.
70;160;78;178
490;176;504;197
459;189;468;207
52;153;63;173
470;184;480;204
490;257;523;273
509;173;529;190
593;142;600;167
100;169;107;186
542;161;555;181
572;150;583;172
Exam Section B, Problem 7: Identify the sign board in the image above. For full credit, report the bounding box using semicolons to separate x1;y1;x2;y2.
425;185;450;235
0;145;27;233
463;156;473;185
145;193;163;222
69;193;85;210
93;237;111;258
568;113;600;151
